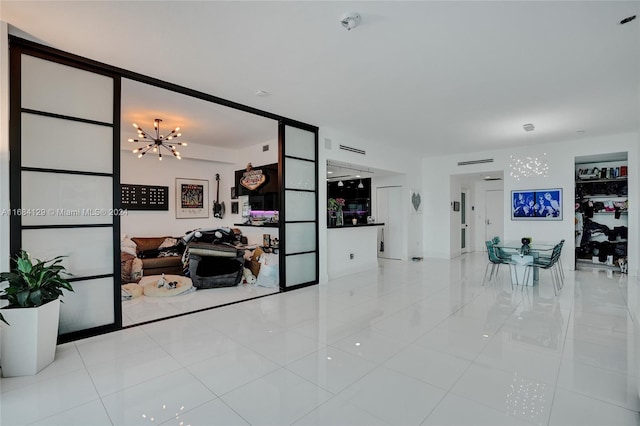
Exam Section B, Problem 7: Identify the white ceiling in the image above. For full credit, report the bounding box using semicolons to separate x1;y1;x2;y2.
2;1;639;157
121;78;277;149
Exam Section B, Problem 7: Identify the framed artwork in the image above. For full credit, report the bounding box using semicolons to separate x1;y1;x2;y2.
410;189;422;214
231;186;237;199
231;201;239;214
176;178;209;219
453;201;460;212
512;188;562;220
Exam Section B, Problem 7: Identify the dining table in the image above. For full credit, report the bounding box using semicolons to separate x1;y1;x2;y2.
494;240;557;286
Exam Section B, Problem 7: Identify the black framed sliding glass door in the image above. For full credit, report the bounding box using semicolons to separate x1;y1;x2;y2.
279;121;319;290
9;41;121;342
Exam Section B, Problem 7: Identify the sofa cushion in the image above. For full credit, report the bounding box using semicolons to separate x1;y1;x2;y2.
142;256;182;269
131;236;171;253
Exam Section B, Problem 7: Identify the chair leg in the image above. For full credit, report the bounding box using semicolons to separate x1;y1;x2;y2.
507;264;515;290
482;262;491;286
553;264;563;294
549;267;558;296
557;258;565;281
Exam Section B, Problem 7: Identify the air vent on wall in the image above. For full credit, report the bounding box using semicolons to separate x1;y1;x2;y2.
339;144;366;155
457;158;494;166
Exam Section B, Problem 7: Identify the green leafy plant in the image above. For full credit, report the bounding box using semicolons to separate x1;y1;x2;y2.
0;250;73;325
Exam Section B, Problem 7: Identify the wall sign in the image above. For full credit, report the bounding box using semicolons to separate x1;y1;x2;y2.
235;162;278;196
239;163;267;191
121;184;169;210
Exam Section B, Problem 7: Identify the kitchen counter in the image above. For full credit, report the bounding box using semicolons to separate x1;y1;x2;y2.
327;223;385;279
327;222;385;229
234;223;279;228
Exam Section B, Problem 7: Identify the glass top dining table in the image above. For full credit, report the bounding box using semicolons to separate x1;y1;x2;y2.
494;240;556;253
493;240;559;285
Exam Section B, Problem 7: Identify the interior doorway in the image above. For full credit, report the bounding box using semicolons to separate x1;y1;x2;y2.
461;190;470;253
485;190;504;245
376;186;402;260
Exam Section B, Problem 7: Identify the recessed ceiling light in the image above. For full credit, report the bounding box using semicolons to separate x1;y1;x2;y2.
355;175;361;178
255;90;269;97
327;171;333;174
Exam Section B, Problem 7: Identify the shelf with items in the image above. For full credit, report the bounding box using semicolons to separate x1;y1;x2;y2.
575;156;629;272
576;177;627;184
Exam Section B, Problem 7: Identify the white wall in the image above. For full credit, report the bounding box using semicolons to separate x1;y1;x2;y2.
120;137;279;239
120;151;238;237
423;132;639;275
319;127;423;282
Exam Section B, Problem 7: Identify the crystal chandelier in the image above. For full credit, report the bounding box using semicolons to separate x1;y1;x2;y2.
509;123;549;180
128;118;187;160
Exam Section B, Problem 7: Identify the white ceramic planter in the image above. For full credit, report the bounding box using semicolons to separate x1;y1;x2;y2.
0;299;60;377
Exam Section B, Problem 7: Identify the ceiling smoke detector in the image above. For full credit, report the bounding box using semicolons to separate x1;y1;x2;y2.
340;13;361;31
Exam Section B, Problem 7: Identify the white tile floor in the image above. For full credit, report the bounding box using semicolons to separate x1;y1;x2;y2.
122;283;279;327
2;253;640;425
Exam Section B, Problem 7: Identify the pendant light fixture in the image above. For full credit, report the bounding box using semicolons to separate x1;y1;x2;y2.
508;123;549;180
337;180;344;187
358;180;364;189
128;118;187;160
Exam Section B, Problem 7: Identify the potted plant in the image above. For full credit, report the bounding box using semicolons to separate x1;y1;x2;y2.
0;250;73;377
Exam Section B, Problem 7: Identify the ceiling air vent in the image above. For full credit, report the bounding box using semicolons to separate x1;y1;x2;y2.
457;158;494;166
339;144;366;155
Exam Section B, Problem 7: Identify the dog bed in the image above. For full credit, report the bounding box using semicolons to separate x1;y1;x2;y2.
121;283;143;299
140;274;194;297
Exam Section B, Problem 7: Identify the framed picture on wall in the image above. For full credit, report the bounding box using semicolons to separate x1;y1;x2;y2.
176;178;209;219
511;188;562;220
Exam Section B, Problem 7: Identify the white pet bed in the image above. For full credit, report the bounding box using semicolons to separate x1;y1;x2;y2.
140;275;194;297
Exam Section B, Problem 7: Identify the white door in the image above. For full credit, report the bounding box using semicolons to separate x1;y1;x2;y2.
461;190;469;253
485;190;504;246
376;186;402;260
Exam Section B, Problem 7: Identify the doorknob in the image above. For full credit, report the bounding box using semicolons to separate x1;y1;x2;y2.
486;219;491;225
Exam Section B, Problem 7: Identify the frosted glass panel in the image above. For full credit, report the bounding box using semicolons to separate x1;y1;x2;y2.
21;54;113;123
285;126;315;161
285;252;316;287
22;227;114;277
21;172;113;226
285;223;316;254
285;158;315;190
285;191;315;222
58;277;114;334
22;113;113;173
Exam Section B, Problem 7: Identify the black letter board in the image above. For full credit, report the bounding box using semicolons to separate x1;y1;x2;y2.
121;184;169;210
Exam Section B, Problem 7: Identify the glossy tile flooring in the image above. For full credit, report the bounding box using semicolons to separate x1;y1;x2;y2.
2;253;640;425
122;283;279;327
